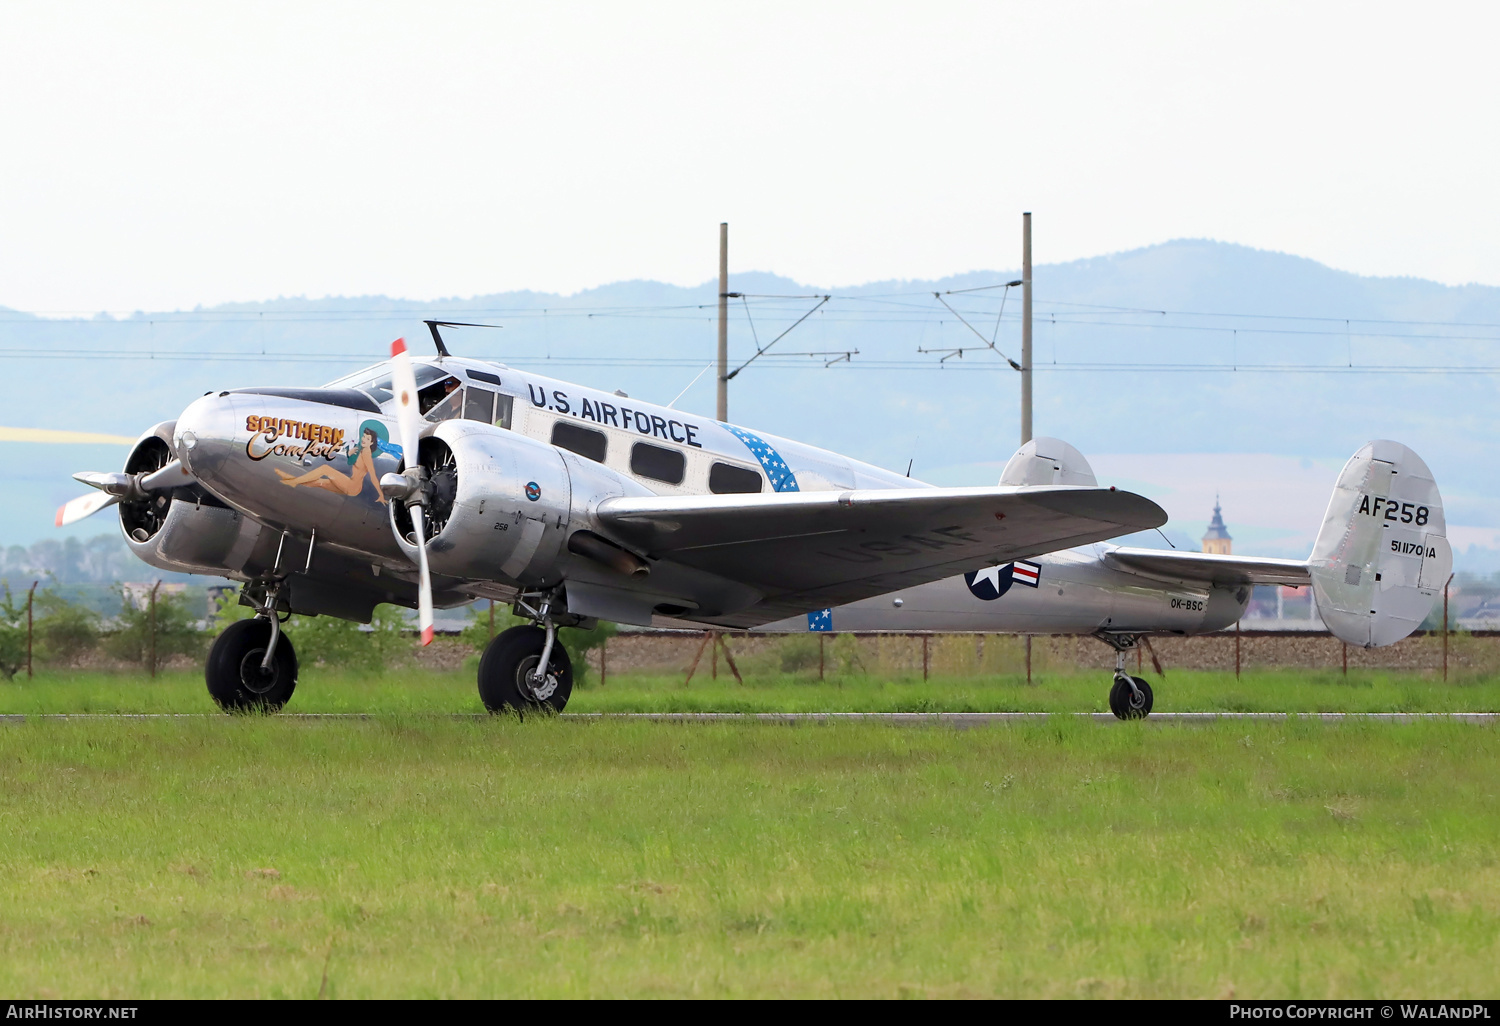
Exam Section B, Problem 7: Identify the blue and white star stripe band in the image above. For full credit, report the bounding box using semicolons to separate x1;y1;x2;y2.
724;425;800;493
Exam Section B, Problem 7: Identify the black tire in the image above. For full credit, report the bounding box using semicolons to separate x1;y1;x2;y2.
1108;674;1154;720
205;618;298;713
478;624;573;715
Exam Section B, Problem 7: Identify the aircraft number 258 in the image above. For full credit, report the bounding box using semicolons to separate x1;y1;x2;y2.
1358;495;1429;526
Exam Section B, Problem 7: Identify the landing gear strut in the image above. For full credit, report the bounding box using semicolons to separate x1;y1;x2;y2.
205;583;297;712
477;593;574;714
1097;633;1154;720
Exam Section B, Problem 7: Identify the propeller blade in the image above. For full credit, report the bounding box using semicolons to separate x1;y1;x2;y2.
389;337;434;647
73;471;134;495
139;459;192;491
409;503;435;647
56;490;119;527
72;460;191;501
389;337;423;474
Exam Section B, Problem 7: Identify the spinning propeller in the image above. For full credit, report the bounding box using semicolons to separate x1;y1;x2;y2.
382;338;436;646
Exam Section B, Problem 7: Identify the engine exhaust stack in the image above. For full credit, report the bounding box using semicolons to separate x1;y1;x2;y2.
568;530;650;577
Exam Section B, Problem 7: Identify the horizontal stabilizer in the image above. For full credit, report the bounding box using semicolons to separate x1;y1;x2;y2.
1105;547;1311;587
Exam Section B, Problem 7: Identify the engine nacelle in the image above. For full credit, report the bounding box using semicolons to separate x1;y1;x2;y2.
393;420;577;587
392;421;738;622
123;421;268;579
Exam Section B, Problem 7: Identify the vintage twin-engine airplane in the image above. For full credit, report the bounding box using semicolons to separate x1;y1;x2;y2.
56;330;1167;712
57;329;1447;718
753;437;1450;717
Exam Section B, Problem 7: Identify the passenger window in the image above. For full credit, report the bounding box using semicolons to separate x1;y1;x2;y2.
464;388;496;424
494;394;514;431
709;462;763;494
631;442;685;484
552;421;608;463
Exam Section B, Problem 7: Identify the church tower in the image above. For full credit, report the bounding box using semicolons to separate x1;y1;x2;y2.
1202;497;1232;555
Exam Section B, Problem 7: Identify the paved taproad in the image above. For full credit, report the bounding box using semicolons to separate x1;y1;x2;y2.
0;712;1495;724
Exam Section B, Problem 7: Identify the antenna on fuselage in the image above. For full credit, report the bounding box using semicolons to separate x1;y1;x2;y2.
422;320;500;358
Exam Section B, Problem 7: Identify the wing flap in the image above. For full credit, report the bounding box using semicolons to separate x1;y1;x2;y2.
598;485;1166;626
1105;546;1311;587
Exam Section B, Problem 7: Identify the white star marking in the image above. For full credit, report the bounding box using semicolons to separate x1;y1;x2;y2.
971;564;1008;593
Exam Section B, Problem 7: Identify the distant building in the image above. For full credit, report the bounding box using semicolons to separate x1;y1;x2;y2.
121;581;188;609
1202;498;1232;555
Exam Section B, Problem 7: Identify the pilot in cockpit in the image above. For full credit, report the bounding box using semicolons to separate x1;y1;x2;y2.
418;375;463;417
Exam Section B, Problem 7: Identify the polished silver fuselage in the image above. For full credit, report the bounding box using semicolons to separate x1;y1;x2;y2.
756;546;1248;636
129;355;1245;633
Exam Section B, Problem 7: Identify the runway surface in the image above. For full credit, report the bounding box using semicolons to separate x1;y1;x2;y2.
1;712;1496;724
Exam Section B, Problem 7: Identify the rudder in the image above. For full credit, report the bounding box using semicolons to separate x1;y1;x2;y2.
999;437;1098;487
1309;440;1451;648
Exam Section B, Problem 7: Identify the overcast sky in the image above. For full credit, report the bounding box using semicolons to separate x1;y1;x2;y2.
2;1;1497;313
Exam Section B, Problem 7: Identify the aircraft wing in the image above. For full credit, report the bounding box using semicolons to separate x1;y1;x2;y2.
1104;546;1312;587
596;485;1166;626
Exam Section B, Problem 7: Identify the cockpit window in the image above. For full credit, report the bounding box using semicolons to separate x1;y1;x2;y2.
421;376;464;421
332;363;453;407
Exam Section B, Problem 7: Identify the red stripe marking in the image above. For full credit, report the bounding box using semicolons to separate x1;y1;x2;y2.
420;626;434;647
55;505;65;527
391;337;407;356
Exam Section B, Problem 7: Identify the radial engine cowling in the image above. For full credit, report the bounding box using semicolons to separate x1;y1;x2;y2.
391;420;578;588
122;422;266;578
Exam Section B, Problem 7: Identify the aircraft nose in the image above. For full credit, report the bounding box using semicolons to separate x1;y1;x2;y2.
173;391;241;476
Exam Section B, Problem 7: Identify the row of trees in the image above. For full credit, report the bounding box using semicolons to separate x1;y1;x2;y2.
1;534;167;588
0;583;615;680
0;583;205;678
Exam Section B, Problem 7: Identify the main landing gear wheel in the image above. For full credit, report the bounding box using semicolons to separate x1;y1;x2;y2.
478;624;573;715
205;618;298;712
1109;674;1154;720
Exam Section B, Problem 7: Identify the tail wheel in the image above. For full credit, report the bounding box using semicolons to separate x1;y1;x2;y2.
1108;675;1154;720
205;618;298;712
478;624;573;715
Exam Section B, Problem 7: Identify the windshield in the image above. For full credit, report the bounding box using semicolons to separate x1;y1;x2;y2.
326;362;452;406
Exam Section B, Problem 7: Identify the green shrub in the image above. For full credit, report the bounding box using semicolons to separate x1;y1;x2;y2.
0;586;26;680
104;585;207;667
212;587;257;633
287;605;409;672
562;619;617;684
832;633;864;676
778;634;821;673
459;600;527;653
34;589;100;666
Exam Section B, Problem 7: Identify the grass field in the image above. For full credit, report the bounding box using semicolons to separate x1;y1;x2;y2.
1;715;1497;998
4;664;1500;715
2;667;1498;998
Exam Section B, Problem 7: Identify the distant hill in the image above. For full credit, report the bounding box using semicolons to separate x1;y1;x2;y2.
4;239;1494;566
